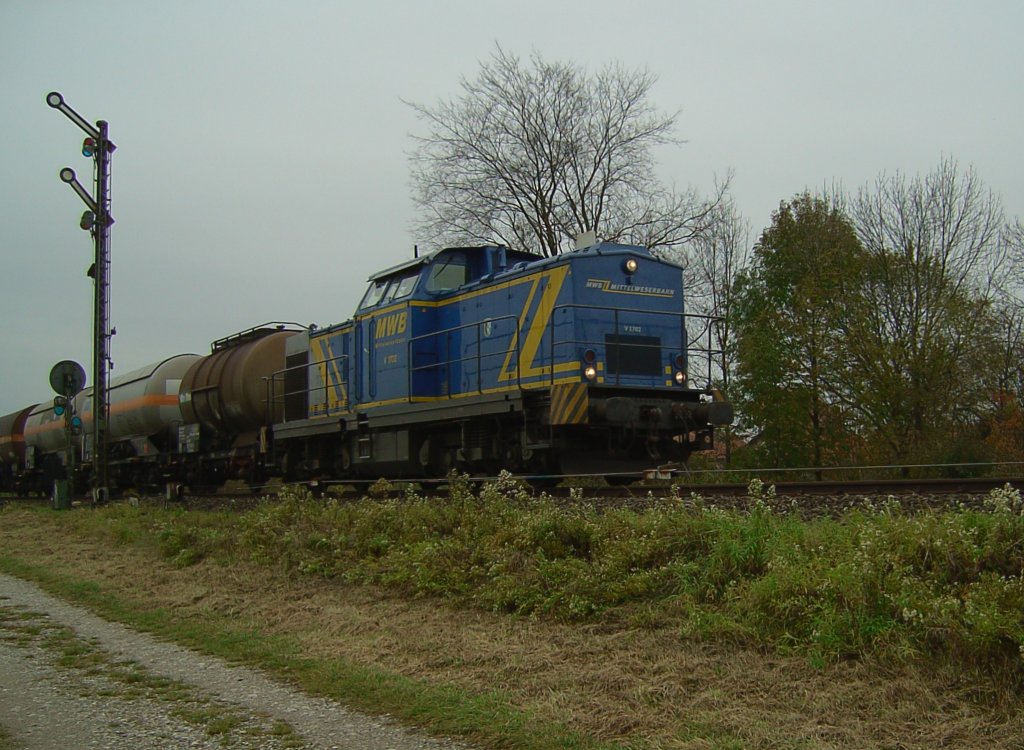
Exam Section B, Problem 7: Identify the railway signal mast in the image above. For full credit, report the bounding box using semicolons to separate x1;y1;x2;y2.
48;360;86;509
46;91;115;504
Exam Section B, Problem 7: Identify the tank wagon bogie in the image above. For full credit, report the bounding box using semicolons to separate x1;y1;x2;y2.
3;243;730;497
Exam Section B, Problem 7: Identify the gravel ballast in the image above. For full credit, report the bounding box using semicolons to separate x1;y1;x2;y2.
0;572;471;750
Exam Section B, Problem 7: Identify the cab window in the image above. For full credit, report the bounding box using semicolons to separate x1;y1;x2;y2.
383;272;419;303
359;279;390;309
425;254;468;293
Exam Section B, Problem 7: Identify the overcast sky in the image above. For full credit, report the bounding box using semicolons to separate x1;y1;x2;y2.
2;0;1021;415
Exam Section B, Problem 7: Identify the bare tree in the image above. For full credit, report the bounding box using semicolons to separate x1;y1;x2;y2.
848;158;1009;458
677;195;751;463
673;191;750;386
407;47;724;257
853;157;1007;299
1003;219;1024;292
989;221;1024;409
989;297;1024;401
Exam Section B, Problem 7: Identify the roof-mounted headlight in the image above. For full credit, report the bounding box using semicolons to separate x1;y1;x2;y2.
623;258;638;274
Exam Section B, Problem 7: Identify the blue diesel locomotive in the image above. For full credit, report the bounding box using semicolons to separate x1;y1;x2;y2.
271;240;732;482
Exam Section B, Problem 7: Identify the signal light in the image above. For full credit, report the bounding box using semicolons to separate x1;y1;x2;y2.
80;210;96;231
53;396;67;416
82;137;97;157
70;415;83;435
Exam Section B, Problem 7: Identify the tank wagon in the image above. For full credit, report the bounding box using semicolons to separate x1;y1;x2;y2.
0;404;36;492
177;326;300;490
1;241;731;495
11;354;202;494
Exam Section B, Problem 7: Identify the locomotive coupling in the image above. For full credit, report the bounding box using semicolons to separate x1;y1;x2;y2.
670;400;733;427
686;400;734;426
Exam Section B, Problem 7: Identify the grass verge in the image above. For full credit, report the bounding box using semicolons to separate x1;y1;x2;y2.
0;554;616;750
121;474;1024;682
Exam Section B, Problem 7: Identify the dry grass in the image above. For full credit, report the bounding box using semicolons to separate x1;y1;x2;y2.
1;507;1022;749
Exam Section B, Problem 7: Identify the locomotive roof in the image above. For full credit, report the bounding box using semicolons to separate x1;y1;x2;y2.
367;255;430;282
367;245;541;282
364;242;666;291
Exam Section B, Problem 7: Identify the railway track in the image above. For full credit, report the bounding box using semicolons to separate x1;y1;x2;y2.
298;474;1024;499
4;475;1021;515
652;476;1024;498
521;475;1023;515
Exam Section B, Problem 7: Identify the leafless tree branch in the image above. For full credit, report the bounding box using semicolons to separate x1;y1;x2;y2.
406;47;722;257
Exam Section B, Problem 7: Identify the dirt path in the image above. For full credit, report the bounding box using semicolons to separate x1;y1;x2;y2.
0;572;470;750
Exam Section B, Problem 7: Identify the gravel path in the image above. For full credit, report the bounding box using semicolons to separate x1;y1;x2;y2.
0;573;473;750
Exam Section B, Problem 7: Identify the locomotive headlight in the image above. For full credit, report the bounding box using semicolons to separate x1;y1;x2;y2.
674;370;686;386
584;365;597;381
623;258;639;274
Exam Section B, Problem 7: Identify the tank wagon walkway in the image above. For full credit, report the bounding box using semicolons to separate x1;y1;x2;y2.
0;573;471;750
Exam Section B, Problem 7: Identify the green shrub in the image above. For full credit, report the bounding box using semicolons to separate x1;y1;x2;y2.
67;478;1024;679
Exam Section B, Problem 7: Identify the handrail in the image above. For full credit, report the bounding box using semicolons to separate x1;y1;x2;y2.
268;304;727;423
550;303;726;389
407;314;521;398
269;353;350;423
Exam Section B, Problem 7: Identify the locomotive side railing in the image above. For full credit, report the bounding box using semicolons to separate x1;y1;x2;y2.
407;314;521;397
679;312;729;391
267;303;726;423
269;352;351;423
546;303;726;390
